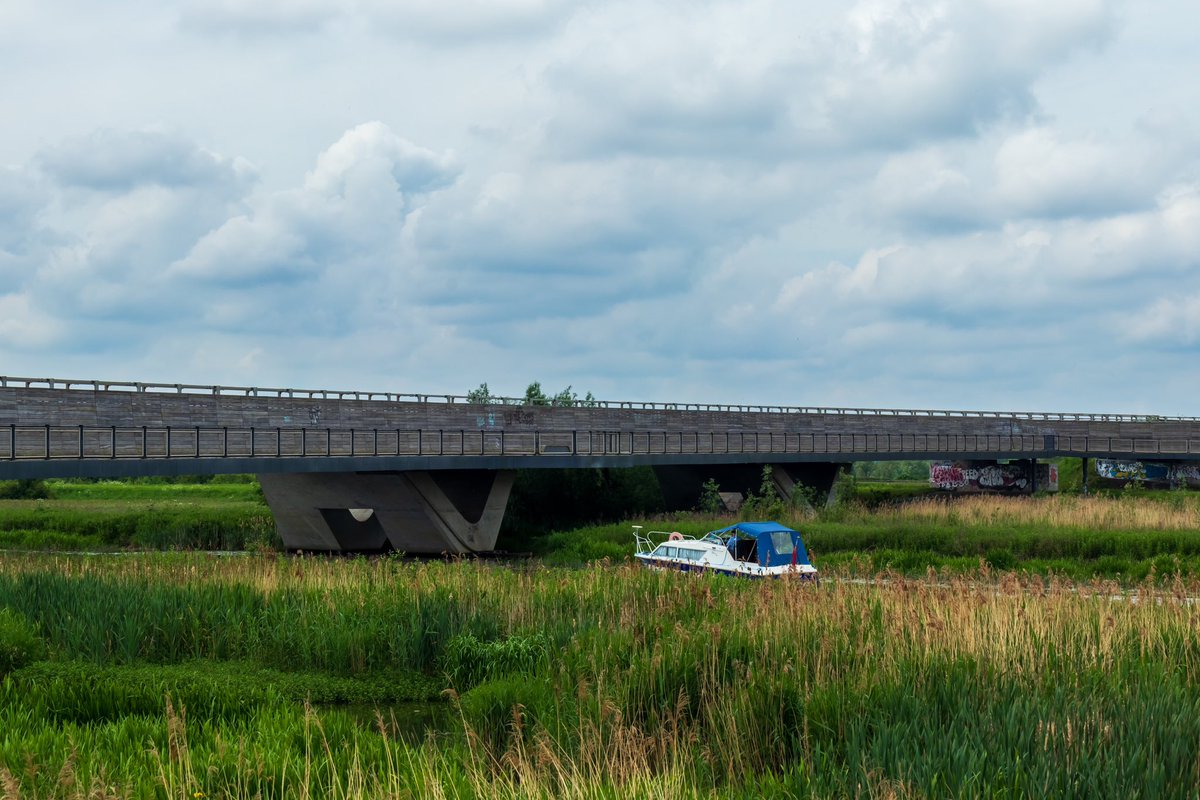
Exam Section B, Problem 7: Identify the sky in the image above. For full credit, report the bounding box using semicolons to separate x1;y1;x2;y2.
2;0;1199;413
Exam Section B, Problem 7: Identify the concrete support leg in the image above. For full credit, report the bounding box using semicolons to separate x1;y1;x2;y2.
258;470;515;554
771;463;847;509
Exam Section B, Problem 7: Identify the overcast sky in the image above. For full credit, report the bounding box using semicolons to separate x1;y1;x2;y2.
2;0;1198;412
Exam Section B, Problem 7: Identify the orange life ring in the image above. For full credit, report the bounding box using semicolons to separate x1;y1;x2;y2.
668;532;684;541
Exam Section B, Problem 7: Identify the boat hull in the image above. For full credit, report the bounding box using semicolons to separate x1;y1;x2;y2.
634;554;818;581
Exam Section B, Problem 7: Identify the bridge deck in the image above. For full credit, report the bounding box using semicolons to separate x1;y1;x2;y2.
2;377;1199;480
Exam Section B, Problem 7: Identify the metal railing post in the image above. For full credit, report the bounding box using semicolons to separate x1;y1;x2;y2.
79;425;84;458
44;424;50;459
142;426;147;458
277;428;281;458
195;426;200;458
110;426;116;459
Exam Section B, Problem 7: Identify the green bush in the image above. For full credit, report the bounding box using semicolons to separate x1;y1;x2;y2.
984;548;1017;570
0;479;51;499
0;607;47;674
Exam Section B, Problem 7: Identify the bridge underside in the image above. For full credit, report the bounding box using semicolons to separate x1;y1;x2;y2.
260;461;850;554
654;462;848;511
258;470;515;554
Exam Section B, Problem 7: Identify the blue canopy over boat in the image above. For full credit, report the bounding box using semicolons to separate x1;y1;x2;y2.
708;521;811;568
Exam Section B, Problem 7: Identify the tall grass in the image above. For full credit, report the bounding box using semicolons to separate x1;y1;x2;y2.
2;553;1200;796
836;492;1200;530
0;496;276;551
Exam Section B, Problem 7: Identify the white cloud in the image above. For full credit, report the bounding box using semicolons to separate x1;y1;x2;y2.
171;122;456;289
1123;289;1200;347
359;0;579;43
179;0;349;36
38;129;255;193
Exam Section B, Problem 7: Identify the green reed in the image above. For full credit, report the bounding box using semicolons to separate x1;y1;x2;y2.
2;554;1200;797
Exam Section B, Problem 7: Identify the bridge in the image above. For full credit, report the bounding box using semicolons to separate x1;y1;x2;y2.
3;375;1199;553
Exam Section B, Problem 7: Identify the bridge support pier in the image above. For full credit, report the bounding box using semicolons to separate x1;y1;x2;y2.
258;470;516;554
653;462;847;512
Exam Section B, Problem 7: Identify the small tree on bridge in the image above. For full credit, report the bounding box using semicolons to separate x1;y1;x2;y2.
466;382;492;404
524;382;550;406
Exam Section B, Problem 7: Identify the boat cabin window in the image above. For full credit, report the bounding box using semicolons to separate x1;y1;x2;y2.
770;531;794;556
731;538;757;563
651;545;706;562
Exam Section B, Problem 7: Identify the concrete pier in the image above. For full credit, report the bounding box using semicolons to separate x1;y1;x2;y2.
258;470;515;554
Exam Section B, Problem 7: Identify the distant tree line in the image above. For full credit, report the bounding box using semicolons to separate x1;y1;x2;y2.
852;460;930;482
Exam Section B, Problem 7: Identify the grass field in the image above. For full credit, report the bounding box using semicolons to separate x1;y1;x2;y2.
1;553;1199;797
0;479;277;552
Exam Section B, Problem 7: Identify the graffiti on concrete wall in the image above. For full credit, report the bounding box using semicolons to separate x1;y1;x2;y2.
930;463;967;489
930;461;1058;493
1095;460;1200;483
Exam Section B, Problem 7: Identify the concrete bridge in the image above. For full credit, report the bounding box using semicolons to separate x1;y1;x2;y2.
3;375;1199;553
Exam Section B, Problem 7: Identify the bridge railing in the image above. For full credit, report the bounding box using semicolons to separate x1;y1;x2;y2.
4;425;1198;463
1;374;1194;422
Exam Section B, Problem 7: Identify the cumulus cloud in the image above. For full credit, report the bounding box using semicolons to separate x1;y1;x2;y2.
539;0;1115;160
178;0;349;36
38;129;254;193
1122;293;1200;347
4;0;1200;412
0;166;46;274
359;0;580;43
820;0;1112;144
170;122;457;291
179;0;577;41
870;127;1194;231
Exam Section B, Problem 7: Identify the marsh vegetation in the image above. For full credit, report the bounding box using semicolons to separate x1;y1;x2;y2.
3;475;1200;796
1;554;1199;797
